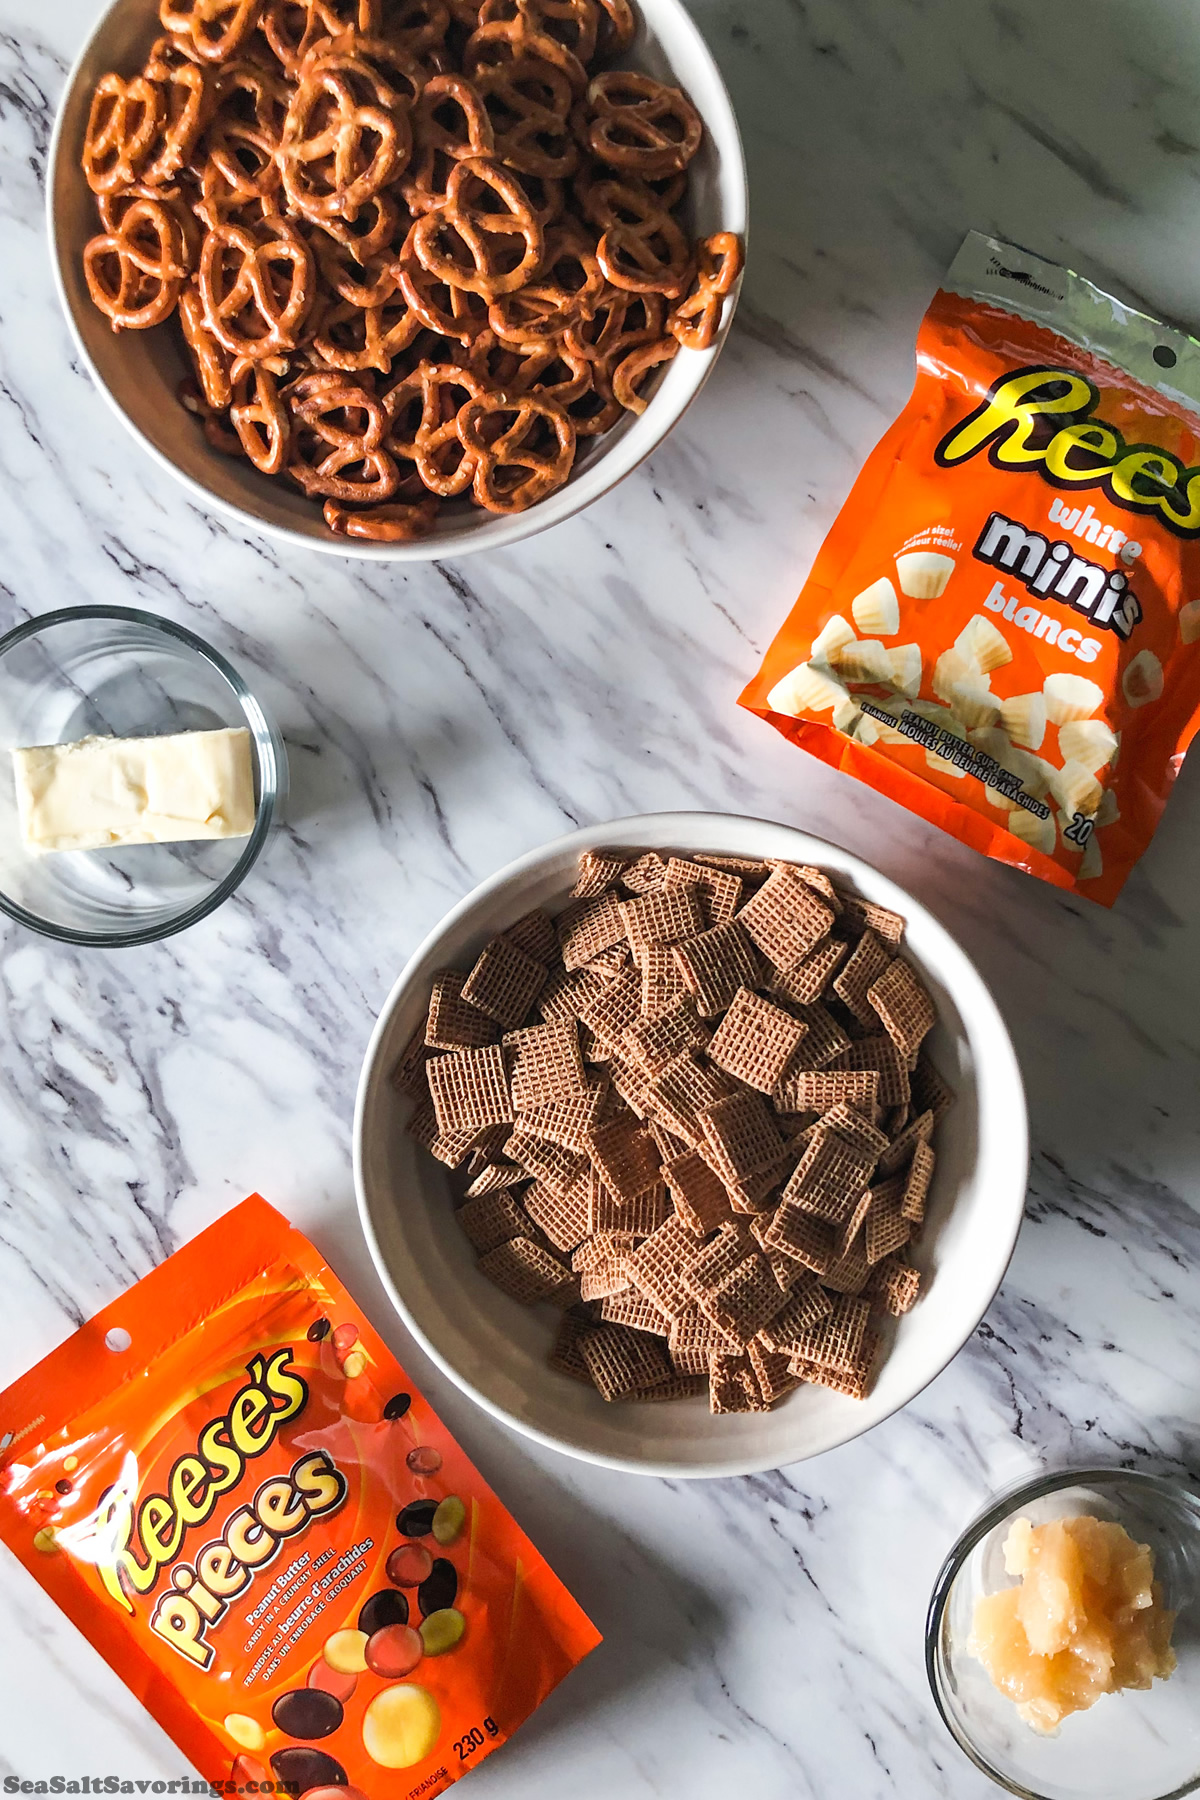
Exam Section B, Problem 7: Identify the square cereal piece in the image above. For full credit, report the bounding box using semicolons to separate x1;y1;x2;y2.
621;851;668;894
836;1185;874;1259
572;851;630;898
779;1127;873;1225
463;1159;525;1197
549;1311;596;1383
669;1306;739;1374
663;1149;735;1235
749;1218;820;1294
698;1090;787;1186
718;1154;793;1216
587;1166;671;1236
781;1002;852;1072
608;1057;654;1119
619;884;706;948
625;1215;701;1316
503;907;558;965
747;1338;801;1405
625;1374;709;1402
792;865;842;913
833;930;893;1027
708;1350;764;1414
523;1176;591;1253
477;1236;571;1304
622;999;710;1074
707;987;808;1094
518;1084;609;1152
755;1275;833;1351
902;1139;936;1224
841;897;905;945
769;937;849;1007
455;1189;532;1254
649;1051;733;1143
578;1257;632;1302
762;1200;837;1275
877;1107;934;1178
578;944;633;982
911;1051;955;1124
580;1324;674;1400
821;1100;889;1160
427;1042;513;1135
831;1034;911;1108
782;1069;880;1116
792;1344;877;1400
868;1255;922;1316
572;1229;638;1271
673;920;763;1017
679;1221;751;1299
865;1176;911;1264
692;852;772;879
662;856;743;927
577;968;643;1048
503;1128;587;1196
636;941;688;1019
790;1294;871;1371
558;890;628;970
392;1024;431;1100
426;971;498;1050
587;1115;662;1200
648;1115;690;1162
737;865;835;966
505;1018;588;1111
698;1252;787;1346
462;935;547;1028
821;1238;873;1294
867;957;937;1061
600;1288;670;1334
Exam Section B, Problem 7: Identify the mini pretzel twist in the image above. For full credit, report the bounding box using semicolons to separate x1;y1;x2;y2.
582;70;701;178
83;194;191;330
82;73;164;193
456;387;574;510
199;215;316;355
313;294;422;370
206;60;291;202
465;13;587;98
287;370;401;498
159;0;266;64
384;359;484;494
261;0;382;75
667;230;742;350
141;54;213;185
476;0;601;68
230;355;292;470
471;54;576;177
279;50;412;222
411;154;544;296
589;176;690;295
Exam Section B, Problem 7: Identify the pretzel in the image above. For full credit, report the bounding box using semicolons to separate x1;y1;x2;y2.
582;70;701;177
565;281;662;364
278;48;412;222
592;178;691;296
412;155;544;296
471;55;576;177
159;0;267;64
379;0;455;58
402;72;495;211
195;153;279;231
485;219;602;341
179;279;234;405
457;388;574;510
230;356;292;470
97;183;203;266
384;360;484;494
398;219;491;339
594;0;633;56
313;294;422;369
477;0;601;68
668;231;742;350
198;215;315;355
287;369;401;498
82;73;164;193
261;0;382;74
323;496;440;537
83;195;191;330
611;333;675;412
141;54;213;185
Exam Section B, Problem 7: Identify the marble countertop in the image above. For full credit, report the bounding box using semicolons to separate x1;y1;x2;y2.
3;1;1200;1795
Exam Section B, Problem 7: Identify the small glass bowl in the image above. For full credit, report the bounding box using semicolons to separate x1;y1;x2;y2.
927;1467;1200;1800
0;606;286;946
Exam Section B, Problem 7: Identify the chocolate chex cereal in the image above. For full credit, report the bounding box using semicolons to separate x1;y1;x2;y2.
398;845;956;1415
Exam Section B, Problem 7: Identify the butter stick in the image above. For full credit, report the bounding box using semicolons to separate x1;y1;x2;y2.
12;728;256;853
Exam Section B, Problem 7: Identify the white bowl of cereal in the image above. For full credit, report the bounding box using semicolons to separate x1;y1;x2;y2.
354;813;1028;1477
48;0;746;559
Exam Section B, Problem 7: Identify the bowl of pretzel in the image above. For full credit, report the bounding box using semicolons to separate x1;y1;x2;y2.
48;0;747;559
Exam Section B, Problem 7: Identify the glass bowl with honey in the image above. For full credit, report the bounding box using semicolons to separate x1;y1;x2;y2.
927;1468;1200;1800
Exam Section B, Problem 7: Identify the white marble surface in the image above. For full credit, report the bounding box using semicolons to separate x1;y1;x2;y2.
2;1;1200;1795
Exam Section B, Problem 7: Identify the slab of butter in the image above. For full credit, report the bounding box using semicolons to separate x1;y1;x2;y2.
12;728;256;853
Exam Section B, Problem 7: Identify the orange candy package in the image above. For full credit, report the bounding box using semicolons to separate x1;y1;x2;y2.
0;1196;599;1794
741;231;1200;905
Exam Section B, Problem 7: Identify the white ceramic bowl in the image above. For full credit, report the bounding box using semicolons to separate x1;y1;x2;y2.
355;813;1029;1478
48;0;747;561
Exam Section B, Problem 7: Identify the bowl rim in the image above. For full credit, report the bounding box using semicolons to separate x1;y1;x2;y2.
353;809;1030;1478
0;602;283;947
46;0;749;562
925;1464;1200;1800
